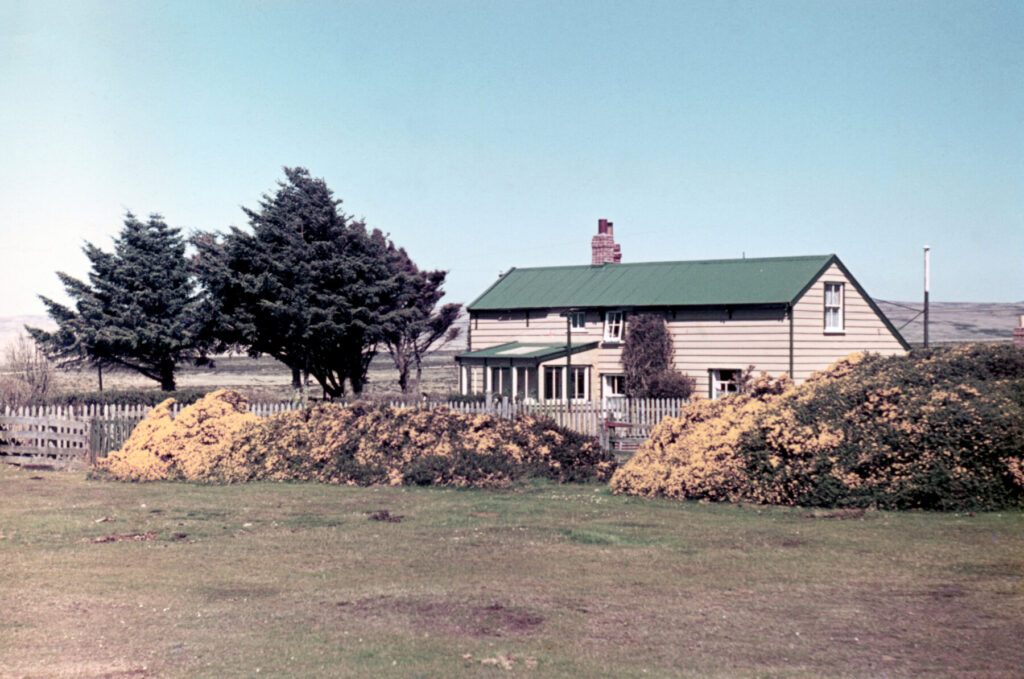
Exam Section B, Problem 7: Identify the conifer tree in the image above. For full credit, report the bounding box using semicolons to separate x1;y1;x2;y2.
28;213;209;391
195;167;423;397
379;248;462;394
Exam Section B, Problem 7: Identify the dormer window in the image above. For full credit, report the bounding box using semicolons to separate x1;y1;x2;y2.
604;311;625;342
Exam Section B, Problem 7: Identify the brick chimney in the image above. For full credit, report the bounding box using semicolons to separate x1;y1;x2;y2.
1014;315;1024;348
591;218;622;265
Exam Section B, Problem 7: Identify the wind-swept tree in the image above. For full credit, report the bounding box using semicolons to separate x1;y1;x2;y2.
379;249;461;394
194;167;421;397
28;213;210;391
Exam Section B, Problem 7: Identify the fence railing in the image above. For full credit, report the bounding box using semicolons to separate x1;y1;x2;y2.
0;414;90;469
1;397;690;466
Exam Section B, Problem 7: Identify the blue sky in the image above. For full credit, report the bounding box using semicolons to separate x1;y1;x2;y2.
2;0;1021;319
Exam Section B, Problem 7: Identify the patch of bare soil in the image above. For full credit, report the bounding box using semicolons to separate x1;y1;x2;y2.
82;531;158;543
368;509;403;523
336;596;544;638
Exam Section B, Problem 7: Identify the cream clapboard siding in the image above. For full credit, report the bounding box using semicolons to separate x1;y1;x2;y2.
790;264;904;381
666;308;790;397
470;310;578;348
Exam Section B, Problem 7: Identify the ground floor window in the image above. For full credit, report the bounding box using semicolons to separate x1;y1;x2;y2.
542;365;590;401
461;365;482;395
709;369;740;399
489;366;511;397
544;366;563;401
602;374;626;399
570;366;589;401
515;366;538;400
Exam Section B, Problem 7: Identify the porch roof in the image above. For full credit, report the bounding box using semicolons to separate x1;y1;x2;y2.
456;341;599;364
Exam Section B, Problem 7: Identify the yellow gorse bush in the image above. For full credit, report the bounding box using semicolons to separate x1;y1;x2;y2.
98;389;261;481
225;402;614;487
611;373;789;502
612;345;1024;510
96;392;615;487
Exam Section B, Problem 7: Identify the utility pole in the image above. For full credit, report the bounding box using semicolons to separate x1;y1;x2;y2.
923;246;930;349
565;311;572;413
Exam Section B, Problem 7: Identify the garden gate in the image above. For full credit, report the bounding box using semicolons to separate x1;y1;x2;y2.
0;413;90;469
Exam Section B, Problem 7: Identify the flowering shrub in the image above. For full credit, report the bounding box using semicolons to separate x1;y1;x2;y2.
610;373;789;502
612;344;1024;510
96;392;615;487
97;389;261;481
225;403;615;487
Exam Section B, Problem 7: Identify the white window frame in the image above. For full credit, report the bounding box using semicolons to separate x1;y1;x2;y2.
604;310;625;342
569;366;589;401
602;374;626;399
569;311;587;332
824;282;844;333
489;366;512;397
709;368;740;400
543;366;563;402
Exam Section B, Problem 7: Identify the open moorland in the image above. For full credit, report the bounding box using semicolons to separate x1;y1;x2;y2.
43;352;463;402
1;466;1022;679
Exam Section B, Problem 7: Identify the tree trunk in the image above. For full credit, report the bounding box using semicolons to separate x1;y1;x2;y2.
397;356;412;394
291;366;302;390
97;364;103;392
414;357;424;394
159;361;176;392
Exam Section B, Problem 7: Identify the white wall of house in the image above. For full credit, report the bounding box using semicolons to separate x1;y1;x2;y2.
790;263;905;381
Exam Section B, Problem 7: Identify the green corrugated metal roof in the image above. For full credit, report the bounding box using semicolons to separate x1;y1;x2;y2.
457;341;599;362
469;255;836;310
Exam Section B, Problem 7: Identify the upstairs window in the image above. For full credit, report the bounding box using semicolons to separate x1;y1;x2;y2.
569;311;586;331
604;311;625;342
824;282;844;333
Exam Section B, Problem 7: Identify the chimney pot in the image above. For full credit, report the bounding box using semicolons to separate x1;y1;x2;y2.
591;219;621;265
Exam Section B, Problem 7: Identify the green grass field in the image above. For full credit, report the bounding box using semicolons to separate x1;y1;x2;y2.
2;466;1022;678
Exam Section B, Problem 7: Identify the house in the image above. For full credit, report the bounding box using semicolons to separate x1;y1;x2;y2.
456;220;910;401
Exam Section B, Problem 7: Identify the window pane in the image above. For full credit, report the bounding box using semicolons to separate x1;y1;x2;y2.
603;374;625;397
605;311;624;340
824;283;843;331
544;367;563;400
711;369;739;399
570;367;588;399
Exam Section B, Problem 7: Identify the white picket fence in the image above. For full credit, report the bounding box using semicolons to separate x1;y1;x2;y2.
1;397;690;465
0;401;300;420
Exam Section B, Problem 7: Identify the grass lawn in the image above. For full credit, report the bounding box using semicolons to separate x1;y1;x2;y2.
1;466;1022;679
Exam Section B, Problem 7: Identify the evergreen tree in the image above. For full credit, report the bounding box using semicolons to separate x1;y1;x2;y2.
621;313;693;398
379;248;462;394
28;213;209;391
195;167;420;397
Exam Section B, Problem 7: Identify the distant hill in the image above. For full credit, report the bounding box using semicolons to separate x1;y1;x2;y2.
874;300;1024;346
0;315;55;351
